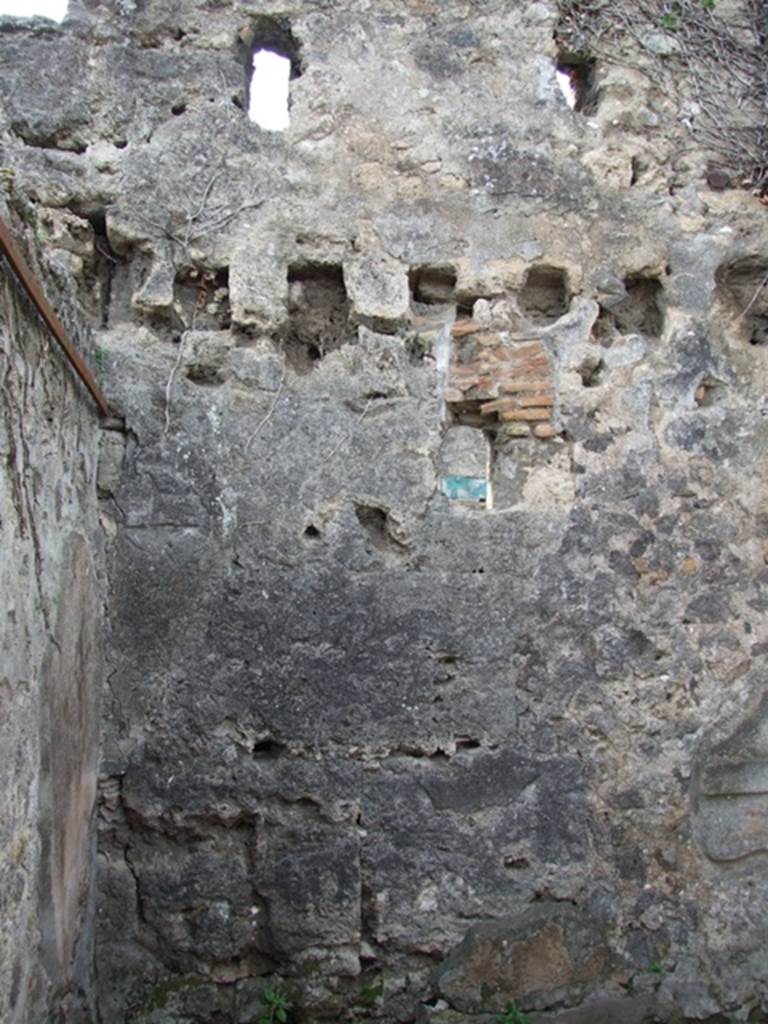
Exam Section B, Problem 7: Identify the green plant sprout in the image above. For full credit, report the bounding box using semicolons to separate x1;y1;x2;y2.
660;0;716;28
495;1003;531;1024
258;986;290;1024
358;977;384;1006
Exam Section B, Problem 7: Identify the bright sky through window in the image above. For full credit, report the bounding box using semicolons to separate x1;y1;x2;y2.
556;69;577;109
249;50;291;131
0;0;66;19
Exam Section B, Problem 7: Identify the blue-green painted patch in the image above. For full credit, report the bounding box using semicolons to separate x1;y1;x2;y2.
441;475;487;502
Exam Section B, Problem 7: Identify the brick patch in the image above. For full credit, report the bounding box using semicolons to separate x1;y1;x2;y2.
445;321;556;439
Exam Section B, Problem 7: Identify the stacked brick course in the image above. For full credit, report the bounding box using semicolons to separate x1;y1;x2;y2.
444;319;556;439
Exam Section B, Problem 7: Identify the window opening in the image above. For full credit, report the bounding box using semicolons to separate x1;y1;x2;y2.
0;0;66;18
249;50;291;130
556;69;577;109
241;16;302;130
555;58;597;114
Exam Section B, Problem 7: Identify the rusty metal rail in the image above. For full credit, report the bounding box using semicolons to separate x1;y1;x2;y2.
0;217;113;418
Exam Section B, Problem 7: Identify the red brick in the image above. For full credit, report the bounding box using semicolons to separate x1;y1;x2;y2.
533;423;557;439
500;407;552;422
480;397;518;415
491;347;510;361
519;393;554;407
507;342;545;359
450;364;482;377
509;356;550;373
499;379;551;393
452;320;480;337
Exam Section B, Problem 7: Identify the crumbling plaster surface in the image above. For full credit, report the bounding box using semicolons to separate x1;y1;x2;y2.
2;0;768;1021
0;200;103;1023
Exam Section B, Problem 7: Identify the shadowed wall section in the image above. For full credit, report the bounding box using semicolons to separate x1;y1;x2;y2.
0;207;103;1024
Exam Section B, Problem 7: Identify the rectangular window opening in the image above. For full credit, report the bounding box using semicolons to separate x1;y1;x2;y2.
555;56;598;114
241;16;302;131
249;50;291;130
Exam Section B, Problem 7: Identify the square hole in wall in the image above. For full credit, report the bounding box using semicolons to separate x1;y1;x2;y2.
409;265;457;307
282;264;353;373
519;265;569;325
715;256;768;345
613;275;663;337
175;266;231;330
445;396;488;429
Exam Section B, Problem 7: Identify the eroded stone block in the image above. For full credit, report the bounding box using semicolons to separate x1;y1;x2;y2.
432;904;608;1013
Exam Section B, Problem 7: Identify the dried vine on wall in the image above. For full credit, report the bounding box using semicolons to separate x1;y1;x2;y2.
556;0;768;195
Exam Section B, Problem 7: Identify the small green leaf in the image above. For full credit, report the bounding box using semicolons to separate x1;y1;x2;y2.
276;1008;287;1023
495;1004;530;1024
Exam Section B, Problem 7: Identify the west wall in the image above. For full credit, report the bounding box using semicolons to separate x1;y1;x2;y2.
0;198;103;1024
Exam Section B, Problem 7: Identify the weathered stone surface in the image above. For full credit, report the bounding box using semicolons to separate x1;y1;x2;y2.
344;249;410;329
38;536;101;995
2;0;768;1021
0;200;103;1023
418;989;657;1024
692;690;768;863
432;905;609;1013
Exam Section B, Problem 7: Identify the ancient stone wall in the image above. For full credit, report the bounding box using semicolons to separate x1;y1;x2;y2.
0;197;104;1023
2;0;768;1021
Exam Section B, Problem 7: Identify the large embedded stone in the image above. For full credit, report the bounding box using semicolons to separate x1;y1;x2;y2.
432;904;609;1013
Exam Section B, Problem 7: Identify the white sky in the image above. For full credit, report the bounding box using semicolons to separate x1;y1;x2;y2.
556;69;577;109
249;50;290;131
0;0;66;18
